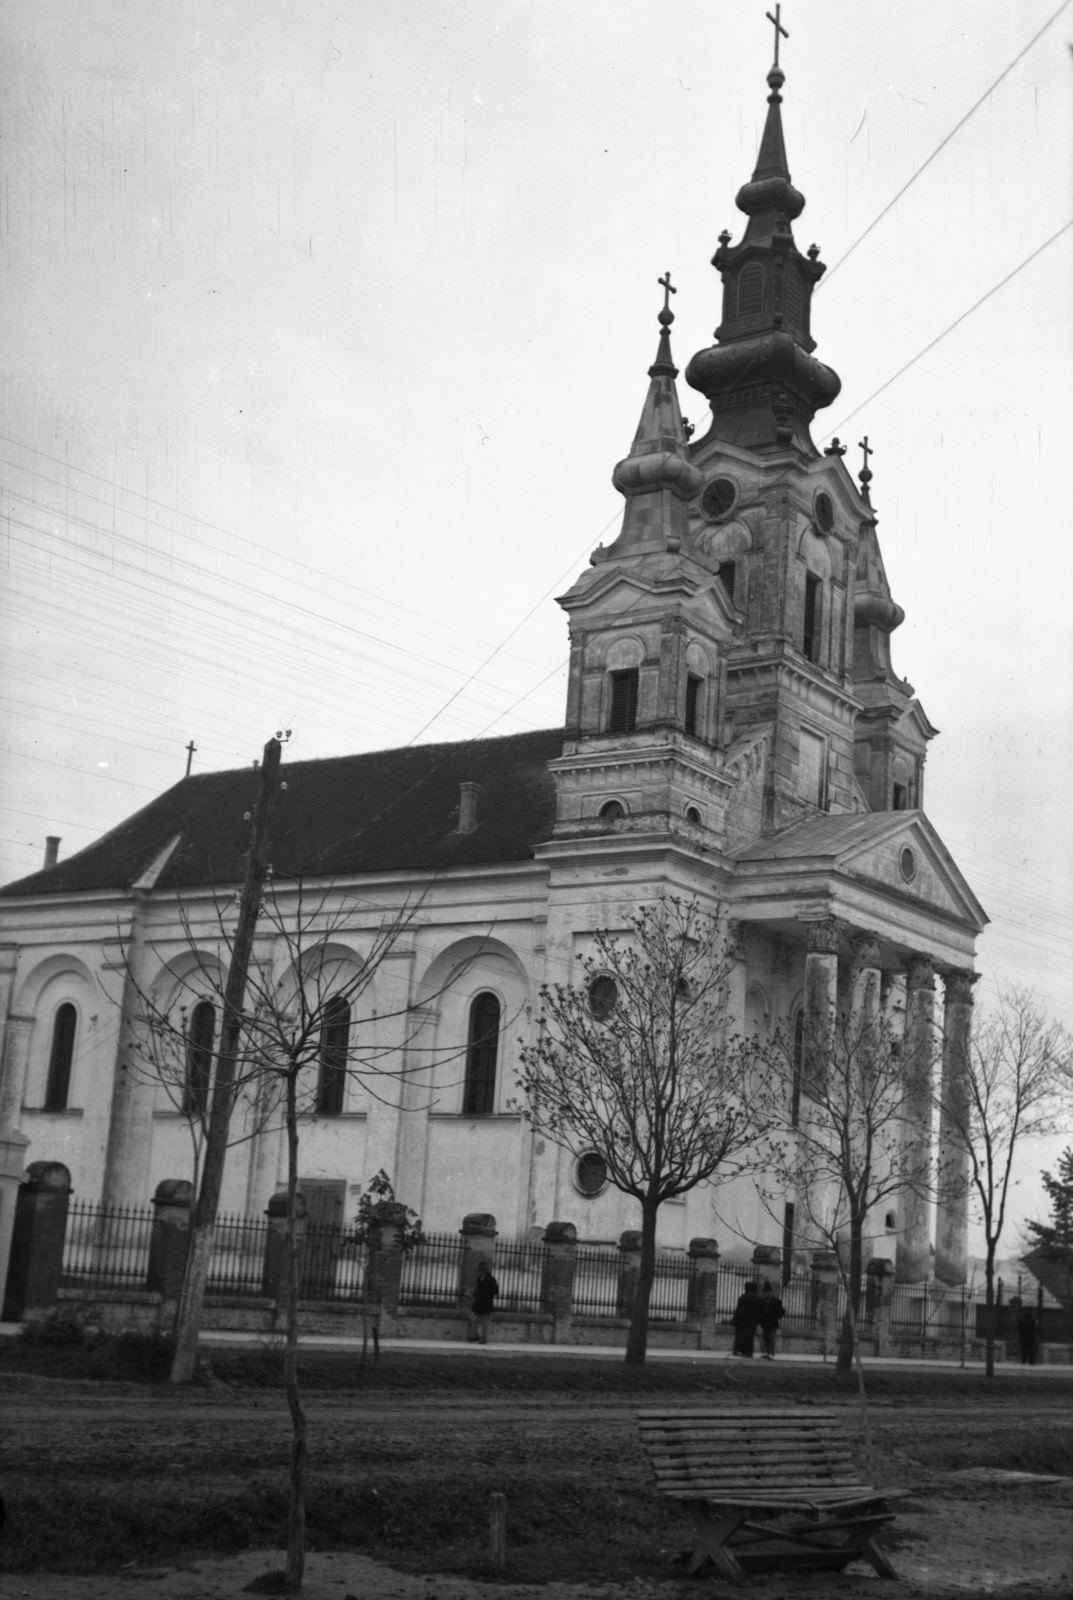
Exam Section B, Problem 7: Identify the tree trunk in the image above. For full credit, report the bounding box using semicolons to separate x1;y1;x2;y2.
283;1067;307;1590
835;1218;864;1376
984;1253;996;1379
625;1201;659;1366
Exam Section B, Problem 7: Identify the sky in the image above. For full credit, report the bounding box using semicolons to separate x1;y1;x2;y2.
1;1;1071;1251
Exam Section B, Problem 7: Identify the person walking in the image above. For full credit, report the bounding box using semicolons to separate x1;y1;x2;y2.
730;1280;764;1357
469;1261;499;1345
758;1279;786;1359
1017;1305;1038;1366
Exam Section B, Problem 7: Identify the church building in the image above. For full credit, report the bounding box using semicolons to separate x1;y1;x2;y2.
0;44;987;1283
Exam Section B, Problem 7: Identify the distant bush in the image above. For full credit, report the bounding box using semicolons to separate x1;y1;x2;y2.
10;1314;174;1382
19;1308;95;1349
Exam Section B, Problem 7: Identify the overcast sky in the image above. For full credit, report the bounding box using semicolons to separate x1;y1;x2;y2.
2;1;1071;1251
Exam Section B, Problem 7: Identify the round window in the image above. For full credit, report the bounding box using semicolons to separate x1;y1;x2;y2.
814;490;834;533
900;847;916;882
700;476;737;521
588;975;618;1021
574;1152;609;1197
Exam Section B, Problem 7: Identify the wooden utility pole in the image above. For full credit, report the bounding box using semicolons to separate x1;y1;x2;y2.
170;735;282;1383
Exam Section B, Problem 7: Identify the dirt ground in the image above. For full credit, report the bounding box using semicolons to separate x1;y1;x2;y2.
1;1364;1071;1600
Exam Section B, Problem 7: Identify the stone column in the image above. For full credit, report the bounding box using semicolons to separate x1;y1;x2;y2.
0;1017;34;1131
688;1237;721;1349
261;1188;308;1303
849;934;883;1026
541;1220;577;1343
101;900;157;1211
617;1229;642;1317
459;1213;497;1311
803;919;842;1090
147;1179;193;1325
2;1160;71;1321
934;971;976;1286
896;955;936;1283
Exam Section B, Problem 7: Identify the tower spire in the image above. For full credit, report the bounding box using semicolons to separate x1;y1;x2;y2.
602;276;703;559
684;33;840;454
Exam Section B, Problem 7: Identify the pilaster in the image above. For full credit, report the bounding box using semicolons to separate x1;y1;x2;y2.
934;970;976;1286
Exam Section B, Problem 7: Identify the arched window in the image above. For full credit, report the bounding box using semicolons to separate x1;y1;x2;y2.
316;996;351;1116
44;1003;77;1111
463;992;500;1115
183;1000;216;1118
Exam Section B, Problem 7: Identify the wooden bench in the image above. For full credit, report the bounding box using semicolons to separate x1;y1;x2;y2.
639;1407;907;1583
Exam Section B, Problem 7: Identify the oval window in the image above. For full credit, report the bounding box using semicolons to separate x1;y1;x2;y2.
701;477;737;521
588;975;618;1021
574;1152;609;1197
900;847;916;882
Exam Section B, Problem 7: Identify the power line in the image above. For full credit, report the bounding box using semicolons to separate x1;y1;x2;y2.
819;0;1073;290
821;220;1073;438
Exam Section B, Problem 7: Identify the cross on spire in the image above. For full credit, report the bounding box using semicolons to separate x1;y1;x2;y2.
766;5;789;68
658;270;677;324
859;435;873;474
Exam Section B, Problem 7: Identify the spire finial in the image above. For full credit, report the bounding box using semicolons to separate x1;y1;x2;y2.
658;270;677;326
858;435;874;504
766;5;789;71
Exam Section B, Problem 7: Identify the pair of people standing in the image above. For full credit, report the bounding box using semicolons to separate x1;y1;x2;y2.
731;1279;785;1359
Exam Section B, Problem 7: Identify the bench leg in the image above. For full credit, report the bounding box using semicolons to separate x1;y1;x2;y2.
858;1535;899;1581
686;1505;749;1583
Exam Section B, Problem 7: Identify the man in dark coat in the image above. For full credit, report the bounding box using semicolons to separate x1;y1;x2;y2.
469;1261;499;1345
730;1281;764;1357
758;1279;786;1359
1017;1306;1038;1365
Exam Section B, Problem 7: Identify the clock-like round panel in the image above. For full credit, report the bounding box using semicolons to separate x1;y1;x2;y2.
814;490;835;533
701;476;737;521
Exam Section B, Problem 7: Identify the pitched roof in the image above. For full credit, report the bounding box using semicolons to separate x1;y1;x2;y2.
2;728;564;898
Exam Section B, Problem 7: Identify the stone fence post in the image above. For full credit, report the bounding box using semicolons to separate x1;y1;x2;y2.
0;1128;30;1315
262;1188;307;1303
811;1249;841;1359
1;1161;71;1322
146;1179;193;1325
688;1237;721;1348
365;1220;403;1318
617;1229;642;1317
460;1213;497;1311
866;1257;895;1355
542;1220;577;1342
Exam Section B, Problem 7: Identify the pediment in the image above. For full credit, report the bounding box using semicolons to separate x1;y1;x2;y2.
558;557;738;633
734;810;988;934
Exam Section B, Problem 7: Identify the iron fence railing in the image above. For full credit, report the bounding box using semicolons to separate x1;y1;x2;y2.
399;1231;465;1308
495;1237;548;1314
61;1199;154;1290
205;1213;270;1297
572;1245;622;1316
649;1252;695;1322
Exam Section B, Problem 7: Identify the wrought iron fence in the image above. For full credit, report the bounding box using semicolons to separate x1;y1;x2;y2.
495;1236;548;1314
61;1199;154;1290
572;1245;622;1316
399;1230;464;1308
205;1213;270;1297
890;1280;973;1339
649;1251;694;1323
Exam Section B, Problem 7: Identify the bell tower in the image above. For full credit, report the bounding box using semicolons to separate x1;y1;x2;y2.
680;34;933;832
548;280;740;847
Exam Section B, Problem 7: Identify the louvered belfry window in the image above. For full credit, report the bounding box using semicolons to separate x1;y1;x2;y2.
316;995;351;1116
609;669;639;733
684;673;702;737
183;1000;216;1118
44;1003;77;1111
803;573;822;662
463;992;500;1115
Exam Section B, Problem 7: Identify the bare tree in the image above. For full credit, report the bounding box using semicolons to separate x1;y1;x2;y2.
938;987;1069;1377
124;876;477;1592
515;898;774;1366
760;997;933;1378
